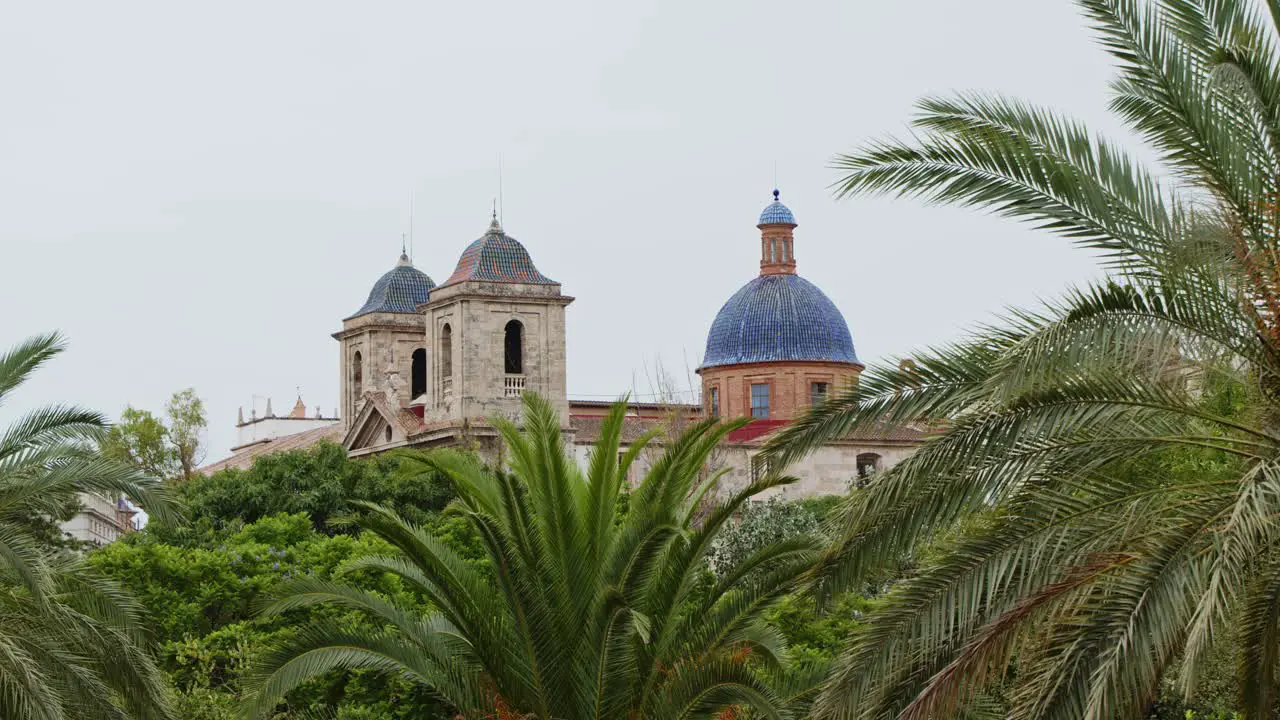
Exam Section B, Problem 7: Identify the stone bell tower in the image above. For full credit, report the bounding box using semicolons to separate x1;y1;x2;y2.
420;215;572;427
333;249;436;430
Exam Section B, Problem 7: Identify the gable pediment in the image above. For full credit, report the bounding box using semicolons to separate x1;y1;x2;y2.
342;393;406;451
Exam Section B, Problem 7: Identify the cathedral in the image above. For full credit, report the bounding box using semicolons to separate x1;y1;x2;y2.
203;191;923;497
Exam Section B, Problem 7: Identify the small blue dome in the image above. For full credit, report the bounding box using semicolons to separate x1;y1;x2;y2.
347;254;435;318
701;274;858;369
758;189;796;225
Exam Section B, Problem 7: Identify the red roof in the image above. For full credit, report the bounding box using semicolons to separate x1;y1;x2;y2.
724;419;788;443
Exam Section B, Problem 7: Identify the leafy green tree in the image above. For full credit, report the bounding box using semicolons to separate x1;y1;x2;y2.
766;1;1280;717
173;441;454;536
167;388;207;481
0;333;177;719
103;407;178;480
102;388;207;481
90;511;454;719
709;497;837;577
243;394;820;719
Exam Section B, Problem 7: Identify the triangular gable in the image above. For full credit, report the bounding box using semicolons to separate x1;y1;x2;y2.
342;393;407;451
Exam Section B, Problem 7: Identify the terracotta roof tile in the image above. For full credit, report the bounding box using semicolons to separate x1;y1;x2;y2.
569;414;925;447
198;424;342;475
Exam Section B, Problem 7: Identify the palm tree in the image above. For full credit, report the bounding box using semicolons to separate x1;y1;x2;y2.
0;332;176;719
766;0;1280;717
243;393;822;719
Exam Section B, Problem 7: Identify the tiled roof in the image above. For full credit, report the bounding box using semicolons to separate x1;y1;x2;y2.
348;254;436;319
725;419;789;444
348;391;427;441
569;414;925;447
570;415;667;444
701;274;859;369
397;408;425;436
198;424;342;475
441;218;555;287
758;190;796;225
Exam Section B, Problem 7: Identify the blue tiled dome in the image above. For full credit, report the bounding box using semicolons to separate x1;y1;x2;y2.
701;274;859;369
347;254;436;318
758;189;796;225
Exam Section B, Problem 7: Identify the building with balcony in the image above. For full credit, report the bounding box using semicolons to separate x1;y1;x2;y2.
60;493;137;546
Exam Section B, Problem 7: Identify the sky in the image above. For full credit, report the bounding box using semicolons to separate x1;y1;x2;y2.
0;0;1123;460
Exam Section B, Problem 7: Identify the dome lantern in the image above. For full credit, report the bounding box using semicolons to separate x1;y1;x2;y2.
758;189;798;276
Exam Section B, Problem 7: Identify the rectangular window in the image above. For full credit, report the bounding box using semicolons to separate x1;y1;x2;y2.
708;386;720;417
810;382;829;406
750;383;770;419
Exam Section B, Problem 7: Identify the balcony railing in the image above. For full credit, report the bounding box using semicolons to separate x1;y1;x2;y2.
504;374;526;398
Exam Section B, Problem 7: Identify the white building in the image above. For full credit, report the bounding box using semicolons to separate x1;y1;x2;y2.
61;493;136;546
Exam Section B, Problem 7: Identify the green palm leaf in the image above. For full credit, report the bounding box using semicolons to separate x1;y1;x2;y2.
246;393;814;719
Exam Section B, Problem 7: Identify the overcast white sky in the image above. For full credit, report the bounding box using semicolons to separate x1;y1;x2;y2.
1;1;1121;459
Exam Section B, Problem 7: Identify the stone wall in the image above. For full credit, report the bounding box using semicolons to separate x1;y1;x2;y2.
422;280;571;427
334;313;426;428
568;435;915;501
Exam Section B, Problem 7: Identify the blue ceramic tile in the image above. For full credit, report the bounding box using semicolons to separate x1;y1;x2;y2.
758;189;796;225
348;255;436;318
701;274;859;369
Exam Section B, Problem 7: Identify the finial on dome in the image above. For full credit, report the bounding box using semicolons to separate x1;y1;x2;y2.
487;209;503;235
773;188;780;201
397;234;412;266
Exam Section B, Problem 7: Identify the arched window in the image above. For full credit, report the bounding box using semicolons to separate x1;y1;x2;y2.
440;324;453;378
504;320;524;374
352;351;363;398
411;348;426;398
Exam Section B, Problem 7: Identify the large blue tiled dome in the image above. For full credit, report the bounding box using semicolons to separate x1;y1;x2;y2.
701;274;859;369
347;254;436;319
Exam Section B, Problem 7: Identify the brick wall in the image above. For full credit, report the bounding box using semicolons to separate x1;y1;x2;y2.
699;360;862;422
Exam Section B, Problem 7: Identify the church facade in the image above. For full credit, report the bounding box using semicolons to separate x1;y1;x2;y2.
205;192;923;497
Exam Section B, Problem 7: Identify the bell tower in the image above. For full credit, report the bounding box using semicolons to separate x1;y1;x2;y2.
421;215;573;427
333;250;435;429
